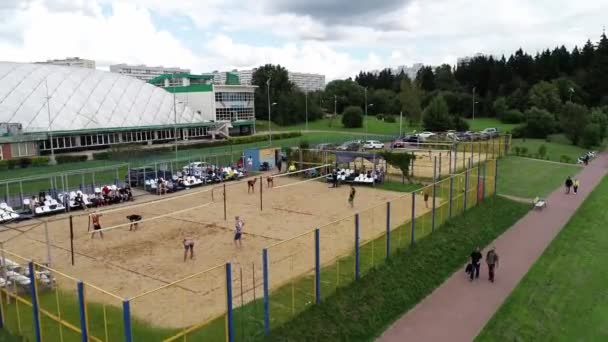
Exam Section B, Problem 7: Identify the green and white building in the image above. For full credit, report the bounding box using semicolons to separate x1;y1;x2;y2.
0;62;256;160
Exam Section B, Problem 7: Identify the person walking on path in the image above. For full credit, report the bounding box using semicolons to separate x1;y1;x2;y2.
423;191;430;208
486;247;499;283
573;179;580;194
469;247;482;281
234;216;244;248
565;176;573;194
348;185;356;208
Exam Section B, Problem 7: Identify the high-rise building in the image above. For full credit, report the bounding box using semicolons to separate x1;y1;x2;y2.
368;63;424;80
109;64;191;82
212;69;325;92
36;57;95;69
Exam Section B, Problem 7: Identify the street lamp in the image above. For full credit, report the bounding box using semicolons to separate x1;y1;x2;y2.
364;87;368;140
366;103;375;140
44;78;56;165
267;77;272;145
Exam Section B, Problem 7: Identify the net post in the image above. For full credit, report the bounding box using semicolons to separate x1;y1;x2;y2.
262;249;270;335
355;213;360;280
449;174;454;219
494;158;498;194
122;299;132;342
464;158;471;212
226;262;234;342
432;156;437;232
28;261;42;342
77;280;88;342
410;192;416;246
314;228;320;304
223;184;227;221
386;201;390;259
260;176;263;212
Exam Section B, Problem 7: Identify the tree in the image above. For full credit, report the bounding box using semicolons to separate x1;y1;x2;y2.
380;151;416;183
524;107;555;138
559;101;589;145
453;115;470;131
501;109;525;124
590;107;608;140
324;80;364;113
493;97;508;120
398;76;423;126
528;81;562;114
342;106;363;128
416;66;436;92
251;64;293;121
434;64;460;91
422;95;452;131
582;123;601;148
369;89;398;115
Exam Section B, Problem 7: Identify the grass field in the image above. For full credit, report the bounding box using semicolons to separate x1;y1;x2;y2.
263;196;530;341
477;175;608;341
511;137;592;163
497;156;582;198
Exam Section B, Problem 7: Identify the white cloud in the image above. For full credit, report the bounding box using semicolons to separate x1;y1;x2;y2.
1;0;608;80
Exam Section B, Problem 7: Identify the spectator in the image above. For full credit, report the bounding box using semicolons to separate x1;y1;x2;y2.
469;247;482;281
486;247;499;283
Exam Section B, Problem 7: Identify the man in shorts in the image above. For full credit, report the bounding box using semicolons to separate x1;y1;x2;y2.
91;212;103;239
348;185;356;208
234;216;244;248
183;234;195;262
126;214;142;231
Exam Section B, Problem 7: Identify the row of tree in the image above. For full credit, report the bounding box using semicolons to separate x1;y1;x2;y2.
251;32;608;147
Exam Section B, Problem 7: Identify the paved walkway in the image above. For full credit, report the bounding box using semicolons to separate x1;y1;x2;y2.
377;153;608;342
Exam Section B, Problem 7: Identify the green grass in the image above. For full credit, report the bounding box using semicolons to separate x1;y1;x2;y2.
255;116;413;135
511;137;593;163
477;175;608;341
497;156;582;198
262;196;530;341
376;181;423;193
466;118;520;133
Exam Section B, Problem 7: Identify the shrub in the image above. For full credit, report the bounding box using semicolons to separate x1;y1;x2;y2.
56;155;88;164
299;140;310;149
520;147;528;155
376;114;385;121
31;156;50;166
6;159;18;169
560;155;572;163
582;123;601;148
538;144;547;158
342;106;364;128
525;107;555;138
92;152;111;160
501;109;525;124
18;158;32;168
510;125;525;138
385;115;396;123
514;146;521;156
453;115;469;131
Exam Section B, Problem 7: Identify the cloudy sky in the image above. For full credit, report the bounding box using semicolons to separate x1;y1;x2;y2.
1;0;607;80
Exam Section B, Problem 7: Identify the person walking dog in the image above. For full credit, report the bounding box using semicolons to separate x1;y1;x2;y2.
486;247;499;283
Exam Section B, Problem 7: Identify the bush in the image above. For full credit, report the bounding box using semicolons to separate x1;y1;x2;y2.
538;144;547;158
560;155;572;163
501;109;525;124
582;123;601;148
56;155;88;164
514;146;521;156
342;106;364;128
385;115;396;123
453;115;469;131
31;156;50;166
520;147;528;155
299;140;310;149
525;107;555;138
376;114;385;121
92;152;111;160
18;158;31;168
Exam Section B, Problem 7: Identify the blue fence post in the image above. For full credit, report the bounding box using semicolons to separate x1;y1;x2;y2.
494;159;498;194
28;262;42;342
449;174;454;218
355;214;360;281
314;228;321;304
262;249;270;335
464;159;470;212
386;202;391;259
410;192;416;246
122;299;132;342
226;262;234;342
77;281;88;342
432;156;437;232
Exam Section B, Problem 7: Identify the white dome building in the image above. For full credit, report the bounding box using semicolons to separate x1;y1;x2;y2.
0;62;255;160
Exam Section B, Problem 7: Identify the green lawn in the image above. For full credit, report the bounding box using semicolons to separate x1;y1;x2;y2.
466;118;520;133
263;196;530;341
477;175;608;342
497;156;581;198
376;181;423;193
256;116;413;135
511;137;593;163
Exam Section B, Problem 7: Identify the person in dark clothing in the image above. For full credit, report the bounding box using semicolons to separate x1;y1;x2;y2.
470;247;482;281
486;247;499;283
584;154;590;166
565;176;573;194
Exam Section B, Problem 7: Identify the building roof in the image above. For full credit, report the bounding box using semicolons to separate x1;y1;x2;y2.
0;62;201;133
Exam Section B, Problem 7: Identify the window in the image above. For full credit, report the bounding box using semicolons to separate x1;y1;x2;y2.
11;142;36;157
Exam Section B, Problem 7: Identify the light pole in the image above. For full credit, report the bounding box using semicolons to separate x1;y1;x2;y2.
305;91;308;132
472;87;476;121
267;77;272;145
44;79;56;165
364;87;368;140
399;111;403;137
366;104;374;141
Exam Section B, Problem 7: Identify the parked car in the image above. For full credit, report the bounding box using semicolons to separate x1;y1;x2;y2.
480;127;499;138
416;132;436;141
337;141;361;151
445;131;460;141
363;140;385;149
315;143;337;151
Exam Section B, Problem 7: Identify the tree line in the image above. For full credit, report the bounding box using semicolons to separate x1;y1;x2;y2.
252;31;608;147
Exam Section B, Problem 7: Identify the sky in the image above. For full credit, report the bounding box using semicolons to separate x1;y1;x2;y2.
1;0;607;80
